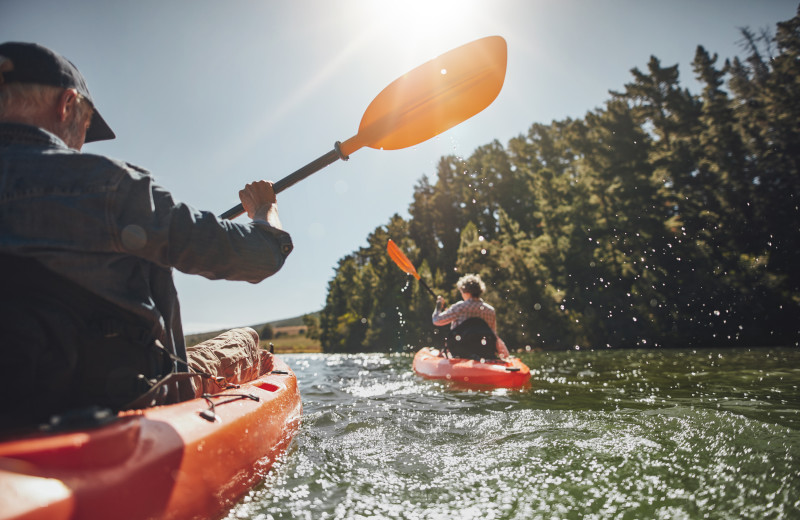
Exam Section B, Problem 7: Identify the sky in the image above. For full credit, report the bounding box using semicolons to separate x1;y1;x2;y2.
2;0;797;333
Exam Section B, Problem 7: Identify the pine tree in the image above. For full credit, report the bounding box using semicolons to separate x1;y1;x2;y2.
317;9;800;352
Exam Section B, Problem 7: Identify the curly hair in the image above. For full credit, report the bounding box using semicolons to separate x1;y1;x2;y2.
456;273;485;297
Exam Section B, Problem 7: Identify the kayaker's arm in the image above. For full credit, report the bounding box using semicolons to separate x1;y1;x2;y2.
110;171;292;284
432;299;462;327
496;337;511;358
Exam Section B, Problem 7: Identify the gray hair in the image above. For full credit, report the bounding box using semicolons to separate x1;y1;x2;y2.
0;81;93;147
456;273;486;297
0;82;58;115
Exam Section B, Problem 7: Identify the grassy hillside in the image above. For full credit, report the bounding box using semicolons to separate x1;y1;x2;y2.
185;312;321;353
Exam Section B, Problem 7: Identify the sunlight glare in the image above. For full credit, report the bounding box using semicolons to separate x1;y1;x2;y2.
357;0;483;56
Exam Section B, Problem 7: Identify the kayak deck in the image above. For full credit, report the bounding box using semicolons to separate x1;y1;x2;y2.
412;347;531;387
0;356;302;520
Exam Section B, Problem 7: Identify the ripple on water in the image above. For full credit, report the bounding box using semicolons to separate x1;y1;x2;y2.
226;350;800;520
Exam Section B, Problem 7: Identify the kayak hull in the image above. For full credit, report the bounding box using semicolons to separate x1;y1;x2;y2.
0;356;301;520
412;347;531;387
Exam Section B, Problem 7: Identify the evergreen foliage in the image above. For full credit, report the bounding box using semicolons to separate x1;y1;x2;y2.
260;323;275;340
302;313;321;340
319;10;800;352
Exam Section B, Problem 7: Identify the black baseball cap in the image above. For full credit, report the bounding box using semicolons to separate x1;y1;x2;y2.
0;42;115;142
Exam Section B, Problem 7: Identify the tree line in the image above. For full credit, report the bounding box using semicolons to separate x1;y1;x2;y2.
312;8;800;352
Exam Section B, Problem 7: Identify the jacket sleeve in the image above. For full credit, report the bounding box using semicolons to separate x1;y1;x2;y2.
111;166;292;283
432;301;463;327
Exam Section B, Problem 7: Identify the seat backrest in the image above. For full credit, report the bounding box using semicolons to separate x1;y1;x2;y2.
0;252;169;428
445;317;498;360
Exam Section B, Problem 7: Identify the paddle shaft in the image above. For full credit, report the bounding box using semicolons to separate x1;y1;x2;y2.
219;142;349;220
416;276;437;299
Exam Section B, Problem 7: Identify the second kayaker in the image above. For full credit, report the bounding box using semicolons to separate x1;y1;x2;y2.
432;273;510;360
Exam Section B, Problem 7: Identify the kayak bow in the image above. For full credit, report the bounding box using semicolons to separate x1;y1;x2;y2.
0;356;301;520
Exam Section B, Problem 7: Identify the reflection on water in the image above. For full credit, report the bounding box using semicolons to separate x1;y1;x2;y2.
227;348;800;519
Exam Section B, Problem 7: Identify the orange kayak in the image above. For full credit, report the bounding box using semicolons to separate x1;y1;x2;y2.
412;347;531;387
0;356;301;520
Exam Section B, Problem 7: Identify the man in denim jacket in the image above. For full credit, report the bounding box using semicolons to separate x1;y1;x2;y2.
0;42;293;425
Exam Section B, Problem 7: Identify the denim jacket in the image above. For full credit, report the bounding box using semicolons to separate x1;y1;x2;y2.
0;122;293;363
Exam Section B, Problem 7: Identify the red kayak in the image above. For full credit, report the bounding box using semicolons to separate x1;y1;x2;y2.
0;356;301;520
412;347;531;387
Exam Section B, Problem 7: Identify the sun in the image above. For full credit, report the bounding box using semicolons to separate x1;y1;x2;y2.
354;0;487;58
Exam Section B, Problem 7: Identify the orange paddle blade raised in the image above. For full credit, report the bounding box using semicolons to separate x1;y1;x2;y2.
386;239;420;280
221;36;507;220
340;36;507;156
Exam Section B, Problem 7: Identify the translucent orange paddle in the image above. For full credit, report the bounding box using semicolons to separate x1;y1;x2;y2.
386;239;436;298
220;36;507;219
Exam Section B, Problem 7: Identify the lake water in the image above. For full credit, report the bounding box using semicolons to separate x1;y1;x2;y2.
226;347;800;519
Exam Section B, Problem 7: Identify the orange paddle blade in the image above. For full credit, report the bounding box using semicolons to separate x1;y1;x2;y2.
387;239;420;280
340;36;507;156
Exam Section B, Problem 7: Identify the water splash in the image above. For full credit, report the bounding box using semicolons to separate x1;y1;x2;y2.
226;348;800;519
